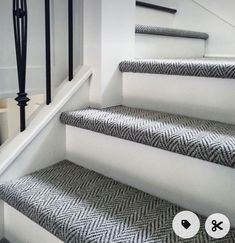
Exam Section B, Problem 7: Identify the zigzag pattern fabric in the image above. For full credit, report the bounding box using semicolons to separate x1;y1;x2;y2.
119;59;235;79
60;106;235;168
136;24;209;40
1;161;235;243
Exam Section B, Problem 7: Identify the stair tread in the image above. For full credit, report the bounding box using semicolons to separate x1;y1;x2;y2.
136;24;209;40
61;106;235;168
1;161;234;243
119;58;235;79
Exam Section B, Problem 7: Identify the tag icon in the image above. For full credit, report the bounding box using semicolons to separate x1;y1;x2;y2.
173;211;200;239
182;220;191;229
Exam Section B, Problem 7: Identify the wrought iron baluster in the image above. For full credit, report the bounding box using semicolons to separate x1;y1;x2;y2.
13;0;30;132
68;0;73;81
45;0;51;104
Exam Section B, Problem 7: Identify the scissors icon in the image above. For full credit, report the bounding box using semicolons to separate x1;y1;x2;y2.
212;220;223;232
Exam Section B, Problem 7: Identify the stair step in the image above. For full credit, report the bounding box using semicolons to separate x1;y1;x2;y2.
119;58;235;79
1;161;235;242
61;106;235;168
136;24;209;40
135;25;208;59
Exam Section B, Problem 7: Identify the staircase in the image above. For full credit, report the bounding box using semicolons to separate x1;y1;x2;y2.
0;1;235;242
60;105;235;168
135;24;208;58
0;161;235;243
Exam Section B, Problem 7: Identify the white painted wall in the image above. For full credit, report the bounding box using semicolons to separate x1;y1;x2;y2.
83;0;136;108
139;0;235;57
174;0;235;57
0;0;82;98
194;0;235;27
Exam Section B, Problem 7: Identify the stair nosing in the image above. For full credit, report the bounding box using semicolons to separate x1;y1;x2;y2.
60;106;235;169
135;24;209;40
119;58;235;79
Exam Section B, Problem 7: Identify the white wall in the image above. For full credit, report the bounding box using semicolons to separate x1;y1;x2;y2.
141;0;235;57
174;0;235;57
83;0;136;108
194;0;235;27
0;0;82;98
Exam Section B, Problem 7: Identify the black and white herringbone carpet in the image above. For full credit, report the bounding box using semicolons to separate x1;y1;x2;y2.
0;161;234;243
135;24;209;40
119;58;235;79
60;106;235;168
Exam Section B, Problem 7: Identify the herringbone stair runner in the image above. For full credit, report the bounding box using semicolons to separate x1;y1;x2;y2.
0;161;234;243
60;106;235;168
119;58;235;79
135;24;209;40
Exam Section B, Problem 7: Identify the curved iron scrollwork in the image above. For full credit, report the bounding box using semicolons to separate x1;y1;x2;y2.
13;0;30;132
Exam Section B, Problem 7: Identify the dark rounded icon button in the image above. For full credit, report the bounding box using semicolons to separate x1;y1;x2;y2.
173;211;200;239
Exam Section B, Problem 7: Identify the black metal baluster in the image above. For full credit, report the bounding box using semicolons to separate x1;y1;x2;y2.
136;1;177;14
68;0;73;81
13;0;30;132
45;0;51;104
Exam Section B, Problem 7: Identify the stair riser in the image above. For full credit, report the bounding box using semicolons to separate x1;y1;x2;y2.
66;126;235;228
122;73;235;124
136;6;174;27
135;34;206;58
3;204;62;243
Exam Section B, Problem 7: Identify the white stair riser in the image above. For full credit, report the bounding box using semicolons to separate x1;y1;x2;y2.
66;126;235;228
122;73;235;124
135;34;206;58
136;6;174;27
3;203;63;243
